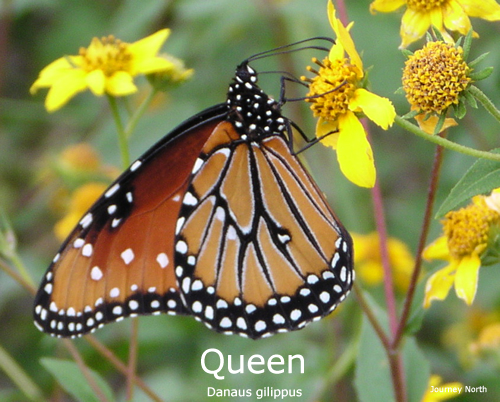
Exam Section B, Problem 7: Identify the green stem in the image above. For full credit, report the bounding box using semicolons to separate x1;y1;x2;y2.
124;88;158;140
107;95;130;169
469;85;500;122
9;252;35;289
0;343;44;401
395;115;500;161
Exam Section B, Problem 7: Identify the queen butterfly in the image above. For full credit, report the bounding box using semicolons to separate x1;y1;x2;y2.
33;44;354;340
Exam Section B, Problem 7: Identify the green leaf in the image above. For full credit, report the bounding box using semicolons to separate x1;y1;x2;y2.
468;52;490;68
355;315;394;402
435;148;500;217
404;338;430;402
40;358;114;402
469;67;494;81
461;30;473;60
354;293;429;402
463;89;478;108
453;99;467;119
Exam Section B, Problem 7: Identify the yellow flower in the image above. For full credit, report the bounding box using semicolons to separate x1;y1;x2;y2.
370;0;500;48
352;232;414;292
421;375;463;401
44;143;118;220
54;182;108;240
303;1;395;188
31;29;174;112
423;193;500;307
402;40;471;133
470;322;500;356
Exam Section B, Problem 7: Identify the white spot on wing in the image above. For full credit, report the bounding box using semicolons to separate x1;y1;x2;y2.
290;309;302;321
176;241;188;254
320;291;330;303
105;183;120;198
82;243;93;257
255;320;267;331
80;213;93;229
110;287;120;298
183;192;197;206
236;317;247;330
90;266;103;281
121;248;134;265
175;217;185;235
220;317;232;328
192;158;204;174
130;160;142;172
156;253;169;268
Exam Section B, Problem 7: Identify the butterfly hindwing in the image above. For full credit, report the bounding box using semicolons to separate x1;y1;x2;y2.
174;65;353;339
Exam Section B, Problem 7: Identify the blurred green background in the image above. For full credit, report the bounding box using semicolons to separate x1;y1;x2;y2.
1;0;500;401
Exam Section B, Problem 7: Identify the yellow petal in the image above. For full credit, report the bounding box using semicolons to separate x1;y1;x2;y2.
400;8;431;48
423;262;456;308
349;88;395;130
423;236;451;261
484;188;500;213
44;69;88;112
369;0;406;13
336;112;376;188
443;0;472;34
30;56;80;93
414;114;458;134
105;71;137;96
128;28;170;63
459;0;500;20
132;56;174;75
429;6;445;31
327;1;363;72
85;69;106;96
454;253;481;305
317;117;339;149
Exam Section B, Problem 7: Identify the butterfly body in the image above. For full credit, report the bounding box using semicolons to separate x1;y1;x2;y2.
34;61;353;339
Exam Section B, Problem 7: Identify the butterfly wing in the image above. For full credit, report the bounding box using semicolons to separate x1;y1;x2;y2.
174;122;353;339
33;105;228;337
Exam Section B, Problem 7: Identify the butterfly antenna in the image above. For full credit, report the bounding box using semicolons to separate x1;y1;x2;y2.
245;37;334;64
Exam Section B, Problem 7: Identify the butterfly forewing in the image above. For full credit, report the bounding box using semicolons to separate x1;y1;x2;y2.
34;110;225;337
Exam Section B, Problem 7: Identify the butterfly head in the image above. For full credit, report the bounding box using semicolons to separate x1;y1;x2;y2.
227;62;286;140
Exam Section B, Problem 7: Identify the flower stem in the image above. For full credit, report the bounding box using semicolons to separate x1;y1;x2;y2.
469;85;500;122
353;282;390;350
371;178;398;337
64;339;113;402
126;318;139;401
395;115;500;161
85;336;164;402
393;132;446;348
107;95;130;169
125;88;158;140
0;343;43;401
107;93;143;399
